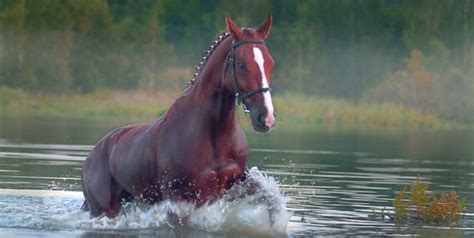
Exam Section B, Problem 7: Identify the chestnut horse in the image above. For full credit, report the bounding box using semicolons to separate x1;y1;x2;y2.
81;15;276;217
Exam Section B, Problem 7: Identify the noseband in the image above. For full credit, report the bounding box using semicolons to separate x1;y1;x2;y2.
222;39;272;113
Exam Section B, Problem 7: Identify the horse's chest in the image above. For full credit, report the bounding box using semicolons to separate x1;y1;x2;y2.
185;140;234;168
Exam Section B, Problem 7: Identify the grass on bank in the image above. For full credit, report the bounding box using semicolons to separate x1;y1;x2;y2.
0;87;460;131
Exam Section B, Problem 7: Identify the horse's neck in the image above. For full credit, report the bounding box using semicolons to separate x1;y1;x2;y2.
208;90;237;135
193;37;232;100
158;37;237;136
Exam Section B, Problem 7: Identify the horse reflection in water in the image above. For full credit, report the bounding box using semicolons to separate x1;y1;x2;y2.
81;15;276;218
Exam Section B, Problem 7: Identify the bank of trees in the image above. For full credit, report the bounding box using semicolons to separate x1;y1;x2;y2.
1;0;473;121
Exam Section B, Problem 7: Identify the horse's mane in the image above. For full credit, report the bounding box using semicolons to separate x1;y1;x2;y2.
185;28;258;89
186;31;230;88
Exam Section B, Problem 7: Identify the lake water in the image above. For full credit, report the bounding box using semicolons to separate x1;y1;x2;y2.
0;117;473;237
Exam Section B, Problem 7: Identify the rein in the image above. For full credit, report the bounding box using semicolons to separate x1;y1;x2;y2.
222;39;271;113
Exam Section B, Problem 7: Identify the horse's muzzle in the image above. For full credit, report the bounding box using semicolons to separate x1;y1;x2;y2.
251;110;275;133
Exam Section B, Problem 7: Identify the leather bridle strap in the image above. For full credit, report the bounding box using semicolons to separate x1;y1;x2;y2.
240;87;271;101
222;39;271;113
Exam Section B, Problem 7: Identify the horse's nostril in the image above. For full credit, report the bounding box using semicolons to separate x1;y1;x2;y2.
257;114;264;125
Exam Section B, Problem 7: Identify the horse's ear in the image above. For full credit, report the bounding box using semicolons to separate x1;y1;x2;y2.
226;14;244;41
256;14;272;39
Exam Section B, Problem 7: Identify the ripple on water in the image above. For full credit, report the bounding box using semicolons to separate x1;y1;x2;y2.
1;135;474;236
0;167;292;236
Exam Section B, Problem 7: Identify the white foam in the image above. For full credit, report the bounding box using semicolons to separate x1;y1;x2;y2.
0;167;292;236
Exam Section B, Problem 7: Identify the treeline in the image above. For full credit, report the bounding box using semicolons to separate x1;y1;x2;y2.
0;0;473;121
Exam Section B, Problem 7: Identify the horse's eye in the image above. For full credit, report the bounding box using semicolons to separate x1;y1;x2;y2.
238;62;247;72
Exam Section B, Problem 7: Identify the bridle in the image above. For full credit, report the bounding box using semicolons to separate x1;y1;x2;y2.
222;39;272;113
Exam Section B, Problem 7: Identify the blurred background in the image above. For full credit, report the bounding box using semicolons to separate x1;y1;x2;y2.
0;0;473;128
1;2;474;236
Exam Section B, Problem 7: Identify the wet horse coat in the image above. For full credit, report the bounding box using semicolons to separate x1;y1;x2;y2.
81;15;275;217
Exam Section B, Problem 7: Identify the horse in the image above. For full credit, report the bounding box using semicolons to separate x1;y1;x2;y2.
81;14;276;218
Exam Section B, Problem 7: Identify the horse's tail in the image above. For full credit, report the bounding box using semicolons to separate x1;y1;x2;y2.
81;200;89;211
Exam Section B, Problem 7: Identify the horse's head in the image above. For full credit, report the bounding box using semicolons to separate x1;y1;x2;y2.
224;15;275;133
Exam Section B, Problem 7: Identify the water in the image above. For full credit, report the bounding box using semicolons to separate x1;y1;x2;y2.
0;117;473;237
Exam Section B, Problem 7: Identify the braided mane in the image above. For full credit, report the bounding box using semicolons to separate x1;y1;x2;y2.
186;31;230;87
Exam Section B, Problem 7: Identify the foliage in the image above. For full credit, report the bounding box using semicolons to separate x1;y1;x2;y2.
364;49;474;123
0;0;473;124
394;177;467;224
0;0;173;92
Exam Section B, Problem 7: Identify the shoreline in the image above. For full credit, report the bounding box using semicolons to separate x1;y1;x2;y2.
0;88;466;132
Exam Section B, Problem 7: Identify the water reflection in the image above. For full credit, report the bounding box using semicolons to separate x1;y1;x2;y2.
0;117;473;236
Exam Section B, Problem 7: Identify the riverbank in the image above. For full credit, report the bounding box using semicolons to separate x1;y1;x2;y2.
0;87;461;131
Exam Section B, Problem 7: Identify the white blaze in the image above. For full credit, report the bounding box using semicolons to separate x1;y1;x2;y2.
253;47;275;128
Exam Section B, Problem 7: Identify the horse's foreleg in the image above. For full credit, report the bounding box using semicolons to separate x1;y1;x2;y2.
192;168;219;206
218;159;242;193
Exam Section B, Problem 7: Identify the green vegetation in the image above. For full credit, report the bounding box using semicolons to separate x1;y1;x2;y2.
0;87;459;131
0;87;174;121
0;1;473;124
394;177;467;224
273;93;456;131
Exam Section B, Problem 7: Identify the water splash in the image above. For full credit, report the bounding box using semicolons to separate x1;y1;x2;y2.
0;167;292;236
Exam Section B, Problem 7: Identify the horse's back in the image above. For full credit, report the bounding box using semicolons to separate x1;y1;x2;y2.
84;122;150;162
